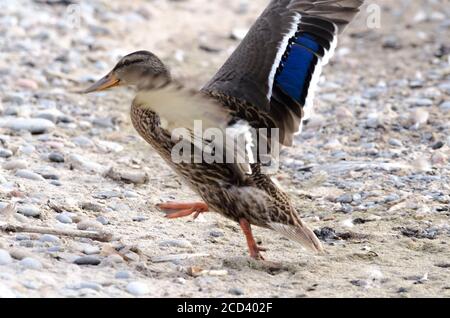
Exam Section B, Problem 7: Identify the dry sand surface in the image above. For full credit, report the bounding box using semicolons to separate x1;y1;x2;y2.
0;0;449;297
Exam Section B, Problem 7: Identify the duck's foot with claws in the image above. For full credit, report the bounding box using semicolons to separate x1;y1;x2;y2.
156;202;209;219
239;218;267;260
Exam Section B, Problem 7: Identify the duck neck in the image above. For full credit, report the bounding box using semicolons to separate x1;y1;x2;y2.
137;69;172;91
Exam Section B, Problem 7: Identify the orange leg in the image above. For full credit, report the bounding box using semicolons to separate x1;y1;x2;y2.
239;218;266;260
156;202;208;219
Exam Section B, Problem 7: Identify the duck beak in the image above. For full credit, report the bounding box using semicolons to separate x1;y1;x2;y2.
82;72;120;94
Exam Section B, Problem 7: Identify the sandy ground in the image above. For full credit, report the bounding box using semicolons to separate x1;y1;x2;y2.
0;0;449;297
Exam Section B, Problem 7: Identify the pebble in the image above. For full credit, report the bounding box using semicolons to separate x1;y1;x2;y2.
124;190;139;198
96;140;124;153
56;213;73;224
115;270;132;279
410;108;429;129
0;118;55;134
132;216;148;222
388;138;403;147
77;282;102;291
431;141;444;150
0;148;13;158
336;194;353;204
105;168;149;185
19;257;43;270
39;234;60;243
48;152;65;163
83;245;100;255
440;101;450;112
159;239;193;249
77;220;102;231
34;109;65;124
384;194;400;203
0;249;13;265
229;287;244;296
96;216;109;225
407;98;433;107
92;191;122;199
69;154;110;174
17;205;41;217
15;234;30;241
209;230;224;238
126;282;150;296
15;169;45;181
74;256;101;266
71;136;95;148
3;160;27;170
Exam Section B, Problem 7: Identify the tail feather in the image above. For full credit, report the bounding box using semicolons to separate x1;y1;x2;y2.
269;221;324;253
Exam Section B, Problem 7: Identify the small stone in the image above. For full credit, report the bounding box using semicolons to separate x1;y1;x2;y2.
412;158;432;172
3;160;27;170
384;194;400;203
229;287;244;296
96;216;109;225
17;205;41;217
16;79;38;90
209;230;224;238
105;168;149;185
80;202;104;212
132;216;148;222
48;152;65;163
115;270;132;279
350;279;368;287
78;282;102;291
19;257;42;269
9;248;33;260
431;152;448;165
0;118;55;134
126;282;150;296
93;117;115;128
83;245;100;255
56;214;72;224
438;82;450;95
440;101;450;112
96;140;124;153
92;190;121;199
124;190;139;198
388;138;403;147
71;136;94;148
15;169;45;181
34;109;64;124
407;98;433;107
0;249;13;265
39;234;60;243
15;234;30;241
159;239;193;249
68;154;109;174
409;108;429;129
0;148;13;158
336;194;353;204
74;256;101;266
77;220;102;231
431;141;444;150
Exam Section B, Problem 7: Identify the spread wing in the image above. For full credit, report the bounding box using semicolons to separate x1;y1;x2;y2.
202;0;364;146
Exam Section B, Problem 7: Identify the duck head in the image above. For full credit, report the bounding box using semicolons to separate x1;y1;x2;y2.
83;50;171;93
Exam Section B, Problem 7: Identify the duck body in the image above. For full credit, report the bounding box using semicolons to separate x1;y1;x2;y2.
130;94;299;229
84;0;365;259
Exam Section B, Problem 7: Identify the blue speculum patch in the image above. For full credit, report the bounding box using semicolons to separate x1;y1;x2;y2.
275;33;320;102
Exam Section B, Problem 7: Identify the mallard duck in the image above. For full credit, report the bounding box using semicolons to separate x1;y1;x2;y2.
83;0;364;260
